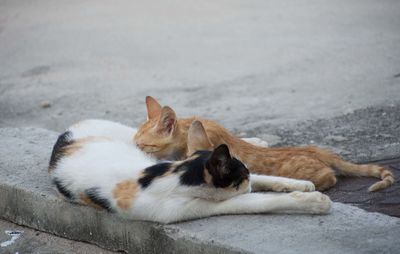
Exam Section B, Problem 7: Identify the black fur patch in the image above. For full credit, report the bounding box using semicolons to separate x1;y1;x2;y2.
53;178;74;199
207;156;249;189
138;163;171;188
85;188;113;212
175;151;209;186
176;150;249;189
228;158;250;190
49;131;73;171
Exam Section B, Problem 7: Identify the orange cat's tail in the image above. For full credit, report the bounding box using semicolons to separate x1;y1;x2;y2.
328;155;394;192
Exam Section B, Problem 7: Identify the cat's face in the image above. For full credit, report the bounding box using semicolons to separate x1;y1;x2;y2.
204;144;250;193
206;144;249;190
134;96;184;160
187;120;250;193
178;144;250;197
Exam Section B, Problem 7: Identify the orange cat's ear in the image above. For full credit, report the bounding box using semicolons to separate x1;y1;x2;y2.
157;106;177;135
188;120;213;155
146;96;162;120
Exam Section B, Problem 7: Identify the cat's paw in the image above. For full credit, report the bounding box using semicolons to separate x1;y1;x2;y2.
242;137;269;147
290;191;332;214
292;180;315;192
272;180;315;192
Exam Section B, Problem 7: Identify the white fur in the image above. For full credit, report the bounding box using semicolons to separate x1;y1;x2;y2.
250;174;316;192
51;119;332;223
68;119;137;143
242;137;269;147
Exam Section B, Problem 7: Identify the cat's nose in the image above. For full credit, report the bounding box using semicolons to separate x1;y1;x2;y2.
137;143;144;149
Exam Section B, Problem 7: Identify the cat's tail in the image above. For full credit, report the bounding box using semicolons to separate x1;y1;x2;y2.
326;153;394;192
49;131;73;173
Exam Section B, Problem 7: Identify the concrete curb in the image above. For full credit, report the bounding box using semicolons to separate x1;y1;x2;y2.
0;183;239;254
1;127;400;254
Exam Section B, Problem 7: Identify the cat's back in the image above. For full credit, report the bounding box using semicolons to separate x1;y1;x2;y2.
49;122;155;192
68;119;137;143
53;136;152;180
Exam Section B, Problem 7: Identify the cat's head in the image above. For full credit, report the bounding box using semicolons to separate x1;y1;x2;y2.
204;144;250;192
187;121;250;194
134;96;185;160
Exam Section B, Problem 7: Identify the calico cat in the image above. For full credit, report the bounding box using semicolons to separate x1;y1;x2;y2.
134;96;394;192
49;119;331;223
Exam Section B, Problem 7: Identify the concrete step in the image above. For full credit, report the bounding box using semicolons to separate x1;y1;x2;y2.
1;127;399;254
0;219;117;254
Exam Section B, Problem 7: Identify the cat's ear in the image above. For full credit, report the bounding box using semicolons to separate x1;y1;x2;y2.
157;106;177;135
187;120;213;155
207;144;231;177
146;96;162;120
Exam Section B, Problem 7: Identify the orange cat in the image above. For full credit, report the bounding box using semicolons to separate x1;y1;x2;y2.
134;96;394;192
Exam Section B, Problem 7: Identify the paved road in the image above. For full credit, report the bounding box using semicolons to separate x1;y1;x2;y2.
0;0;399;132
326;157;400;217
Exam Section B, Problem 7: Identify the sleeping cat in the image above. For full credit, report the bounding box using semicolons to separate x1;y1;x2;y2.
49;119;331;223
134;96;394;192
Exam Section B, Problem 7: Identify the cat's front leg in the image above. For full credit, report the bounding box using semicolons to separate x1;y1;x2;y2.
250;174;315;192
156;192;331;223
202;192;330;217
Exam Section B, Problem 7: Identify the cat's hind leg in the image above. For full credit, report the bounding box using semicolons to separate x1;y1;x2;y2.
250;174;315;192
312;167;337;191
279;156;337;191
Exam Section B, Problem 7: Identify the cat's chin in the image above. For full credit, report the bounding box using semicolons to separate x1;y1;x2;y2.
198;182;251;202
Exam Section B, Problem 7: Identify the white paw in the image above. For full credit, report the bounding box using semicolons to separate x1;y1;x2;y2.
242;137;269;147
293;180;315;192
272;180;315;192
290;191;332;214
289;191;332;214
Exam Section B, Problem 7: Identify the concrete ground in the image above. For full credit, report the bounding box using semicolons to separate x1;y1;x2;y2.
1;0;400;132
1;127;400;254
0;219;116;254
1;0;400;253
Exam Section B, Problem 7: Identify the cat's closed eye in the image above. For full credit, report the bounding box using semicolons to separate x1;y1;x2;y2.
137;143;163;153
141;144;158;147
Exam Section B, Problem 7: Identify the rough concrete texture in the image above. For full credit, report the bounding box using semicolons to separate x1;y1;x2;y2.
1;127;400;254
248;104;400;163
0;219;116;254
1;0;400;253
0;0;400;133
1;0;400;166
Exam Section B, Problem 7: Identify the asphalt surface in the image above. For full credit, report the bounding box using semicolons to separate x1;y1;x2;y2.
1;0;400;133
325;157;400;218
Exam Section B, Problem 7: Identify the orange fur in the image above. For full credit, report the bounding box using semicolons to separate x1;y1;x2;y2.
112;180;139;209
134;96;394;192
80;193;103;210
